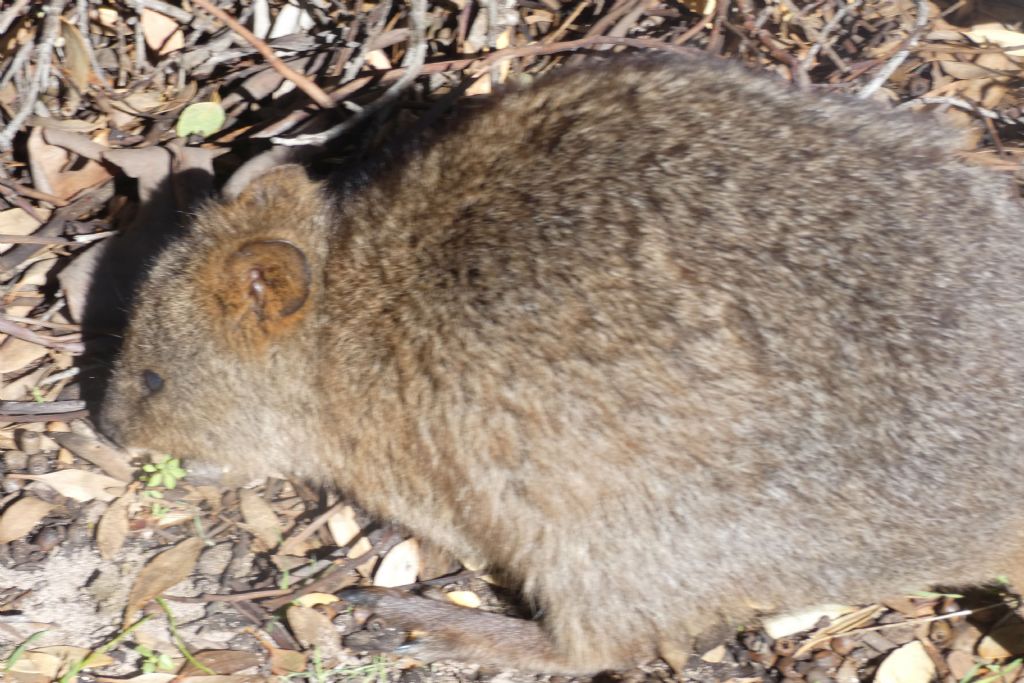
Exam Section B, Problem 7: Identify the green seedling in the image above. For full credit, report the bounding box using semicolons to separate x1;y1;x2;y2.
1;630;48;672
134;645;174;674
59;616;152;683
156;597;215;675
141;456;187;490
283;653;392;683
961;658;1023;683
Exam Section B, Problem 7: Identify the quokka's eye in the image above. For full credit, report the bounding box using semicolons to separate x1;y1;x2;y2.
142;369;165;395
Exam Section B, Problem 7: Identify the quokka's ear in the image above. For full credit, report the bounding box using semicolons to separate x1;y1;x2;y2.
234;164;321;207
209;239;312;352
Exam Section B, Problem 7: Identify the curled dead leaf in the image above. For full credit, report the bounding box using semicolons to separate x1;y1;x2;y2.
96;492;132;559
0;497;54;543
10;469;126;502
238;489;282;551
124;537;203;627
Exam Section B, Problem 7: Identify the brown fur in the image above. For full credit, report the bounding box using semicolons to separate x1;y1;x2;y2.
100;55;1024;673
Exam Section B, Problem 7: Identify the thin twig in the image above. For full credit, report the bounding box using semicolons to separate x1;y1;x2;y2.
0;177;69;206
801;0;860;68
190;0;335;109
900;95;1024;125
75;0;112;88
272;0;428;146
858;0;928;99
0;0;31;34
0;400;87;415
0;235;72;245
0;0;67;152
0;318;85;352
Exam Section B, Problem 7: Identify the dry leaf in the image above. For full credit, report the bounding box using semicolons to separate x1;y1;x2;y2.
0;497;54;543
27;129;111;201
33;646;114;675
0;207;47;255
50;431;135;482
762;604;855;639
293;593;340;608
59;19;91;93
177;650;261;676
373;538;420;587
96;492;132;559
238;489;282;551
326;505;362;546
965;23;1024;56
700;644;727;663
140;9;184;55
875;640;937;683
446;590;481;609
268;3;314;39
286;605;340;655
124;537;203;626
12;469;126;502
268;649;307;675
0;336;49;374
6;651;62;681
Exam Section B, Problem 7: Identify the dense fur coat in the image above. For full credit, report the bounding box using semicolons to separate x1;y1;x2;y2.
101;55;1024;673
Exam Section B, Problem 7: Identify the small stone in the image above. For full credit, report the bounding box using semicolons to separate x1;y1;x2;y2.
859;630;897;654
812;649;841;670
928;620;953;648
949;622;985;653
946;650;977;680
4;450;28;472
829;636;856;656
803;665;833;683
701;644;728;664
774;637;798;657
835;658;860;683
27;453;50;475
18;431;41;455
874;641;936;683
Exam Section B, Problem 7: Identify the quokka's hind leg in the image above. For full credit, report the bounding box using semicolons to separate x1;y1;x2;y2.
339;587;638;674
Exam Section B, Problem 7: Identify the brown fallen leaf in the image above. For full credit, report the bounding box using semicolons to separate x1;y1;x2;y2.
0;336;49;375
140;9;184;55
268;649;307;676
49;431;135;482
96;492;132;560
0;207;47;255
5;651;62;683
175;677;268;683
10;469;126;502
238;489;282;551
58;19;92;95
176;650;261;676
0;496;54;543
124;537;203;627
32;646;115;677
27;129;111;201
286;605;342;659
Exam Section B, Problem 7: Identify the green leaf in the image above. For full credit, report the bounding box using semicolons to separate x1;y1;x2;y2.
176;102;226;138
